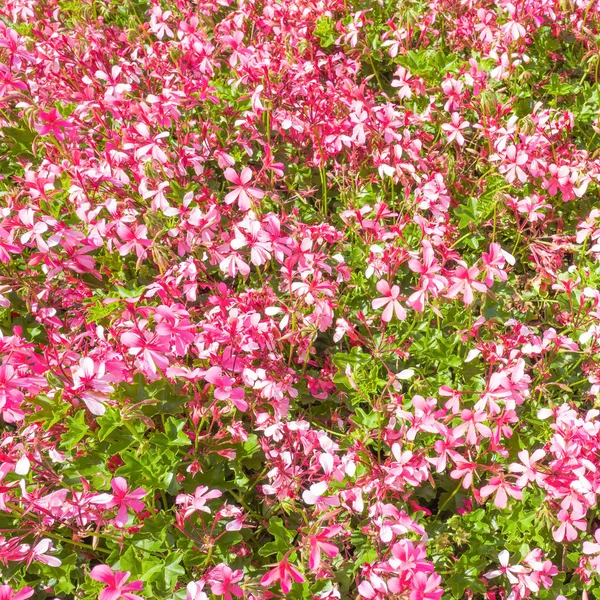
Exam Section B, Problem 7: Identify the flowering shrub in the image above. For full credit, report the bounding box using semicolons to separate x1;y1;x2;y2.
2;0;600;598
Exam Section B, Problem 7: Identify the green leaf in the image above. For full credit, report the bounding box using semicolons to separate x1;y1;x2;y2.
333;347;371;369
97;407;126;442
157;552;185;593
152;417;191;447
314;15;336;47
30;392;70;430
60;410;89;451
258;541;279;557
115;285;147;299
1;121;36;157
268;516;295;546
85;300;122;323
351;407;379;429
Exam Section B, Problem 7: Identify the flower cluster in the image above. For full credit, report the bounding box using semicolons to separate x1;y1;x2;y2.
1;0;600;598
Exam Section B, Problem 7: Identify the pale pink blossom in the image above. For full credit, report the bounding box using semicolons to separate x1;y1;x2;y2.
372;280;407;322
224;168;265;211
441;113;470;146
176;486;223;518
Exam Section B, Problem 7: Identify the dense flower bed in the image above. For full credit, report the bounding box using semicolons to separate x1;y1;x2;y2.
1;0;600;598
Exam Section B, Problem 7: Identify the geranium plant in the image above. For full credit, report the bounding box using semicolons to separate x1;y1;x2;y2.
1;0;600;599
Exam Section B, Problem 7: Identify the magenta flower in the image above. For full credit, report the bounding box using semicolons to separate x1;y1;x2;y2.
90;565;144;600
208;564;243;600
308;525;341;571
35;107;72;141
260;557;305;594
445;265;487;305
409;572;443;600
0;585;34;600
106;477;146;527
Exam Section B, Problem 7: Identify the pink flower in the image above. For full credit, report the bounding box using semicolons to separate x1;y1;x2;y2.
116;224;151;259
18;208;49;253
390;66;413;99
407;241;447;312
508;449;546;488
499;145;528;184
208;564;243;600
484;550;529;584
454;409;491;445
480;476;522;509
517;194;551;222
481;243;513;287
28;538;62;567
372;280;406;322
260;557;306;594
583;528;600;556
149;7;174;39
230;218;272;266
224;168;264;211
121;330;169;375
524;549;558;590
358;574;388;598
72;357;114;416
94;65;131;99
89;565;144;600
36;107;72;141
0;585;34;600
308;525;342;571
445;266;487;305
409;572;443;600
441;113;470;146
501;20;526;41
302;481;340;510
219;504;245;531
553;509;586;543
175;486;223;518
202;367;248;411
106;477;146;527
129;124;169;164
475;10;495;42
186;581;208;600
450;457;478;489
